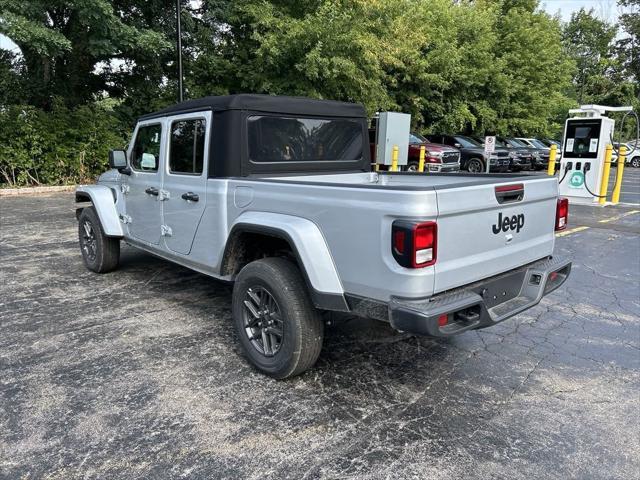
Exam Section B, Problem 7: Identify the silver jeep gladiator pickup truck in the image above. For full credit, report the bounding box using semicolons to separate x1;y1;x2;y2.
76;94;571;379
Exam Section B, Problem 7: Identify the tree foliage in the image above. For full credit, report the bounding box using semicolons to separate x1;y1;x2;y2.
0;0;637;186
191;0;574;135
0;102;127;186
561;5;638;138
0;0;172;109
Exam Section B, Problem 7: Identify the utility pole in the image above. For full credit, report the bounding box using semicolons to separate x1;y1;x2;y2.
176;0;183;103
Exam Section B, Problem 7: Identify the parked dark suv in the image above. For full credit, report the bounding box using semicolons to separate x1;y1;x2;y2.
501;137;549;170
472;136;532;172
426;134;510;173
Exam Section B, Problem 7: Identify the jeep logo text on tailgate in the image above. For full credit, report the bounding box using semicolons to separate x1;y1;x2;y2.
492;212;525;234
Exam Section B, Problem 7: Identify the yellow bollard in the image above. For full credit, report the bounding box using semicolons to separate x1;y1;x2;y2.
598;144;613;206
611;146;627;205
391;145;399;172
547;144;557;176
418;145;426;173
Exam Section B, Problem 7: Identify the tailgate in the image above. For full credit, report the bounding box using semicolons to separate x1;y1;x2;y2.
434;177;557;293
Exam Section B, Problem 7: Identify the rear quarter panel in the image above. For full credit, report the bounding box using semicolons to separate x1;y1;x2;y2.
224;177;439;302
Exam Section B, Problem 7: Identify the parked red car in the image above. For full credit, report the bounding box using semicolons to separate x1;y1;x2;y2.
369;130;461;172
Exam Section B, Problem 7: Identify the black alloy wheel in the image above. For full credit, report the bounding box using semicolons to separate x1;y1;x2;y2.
242;285;284;357
80;220;98;264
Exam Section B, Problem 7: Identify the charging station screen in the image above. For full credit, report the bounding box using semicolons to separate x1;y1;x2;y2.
564;119;602;159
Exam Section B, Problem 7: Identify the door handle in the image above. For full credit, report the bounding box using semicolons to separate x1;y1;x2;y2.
181;192;199;202
145;187;159;196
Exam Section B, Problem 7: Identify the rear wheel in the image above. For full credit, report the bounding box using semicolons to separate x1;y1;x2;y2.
467;158;484;173
232;257;324;379
78;207;120;273
631;156;640;168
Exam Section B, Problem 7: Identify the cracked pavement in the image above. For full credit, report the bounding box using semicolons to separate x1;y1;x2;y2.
1;193;639;479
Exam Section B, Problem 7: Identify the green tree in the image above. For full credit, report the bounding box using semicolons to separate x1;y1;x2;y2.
617;0;639;82
0;49;23;105
490;0;574;135
0;0;172;109
616;0;640;141
192;0;416;112
562;8;619;104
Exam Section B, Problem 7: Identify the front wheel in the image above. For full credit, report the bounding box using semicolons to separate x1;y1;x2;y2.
78;207;120;273
232;257;324;379
406;161;419;172
467;158;484;173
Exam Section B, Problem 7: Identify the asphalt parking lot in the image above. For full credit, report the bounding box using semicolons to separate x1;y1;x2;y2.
1;192;639;479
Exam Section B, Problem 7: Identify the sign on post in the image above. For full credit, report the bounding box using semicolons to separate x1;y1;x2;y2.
484;136;496;173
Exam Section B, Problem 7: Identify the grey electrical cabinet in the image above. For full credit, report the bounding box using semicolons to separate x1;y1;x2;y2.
375;112;411;166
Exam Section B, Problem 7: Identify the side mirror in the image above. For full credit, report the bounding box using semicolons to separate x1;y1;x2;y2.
109;149;127;169
454;143;462;148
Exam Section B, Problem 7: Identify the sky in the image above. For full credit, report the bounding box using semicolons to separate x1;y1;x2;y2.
540;0;621;21
0;0;628;54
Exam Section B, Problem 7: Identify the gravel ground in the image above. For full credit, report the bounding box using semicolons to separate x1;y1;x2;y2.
1;193;638;479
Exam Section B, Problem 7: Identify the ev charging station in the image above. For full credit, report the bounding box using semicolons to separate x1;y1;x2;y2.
559;105;633;204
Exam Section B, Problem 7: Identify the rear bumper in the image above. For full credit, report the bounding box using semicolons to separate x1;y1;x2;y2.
389;256;571;337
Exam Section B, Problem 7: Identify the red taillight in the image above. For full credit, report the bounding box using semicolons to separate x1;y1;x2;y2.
413;222;437;267
555;197;569;231
391;221;437;268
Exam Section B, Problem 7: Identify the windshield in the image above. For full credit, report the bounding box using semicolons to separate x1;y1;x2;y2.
454;136;482;148
410;133;427;144
506;138;528;148
529;139;548;149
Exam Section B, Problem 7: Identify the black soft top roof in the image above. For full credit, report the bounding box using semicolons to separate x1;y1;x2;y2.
138;94;366;121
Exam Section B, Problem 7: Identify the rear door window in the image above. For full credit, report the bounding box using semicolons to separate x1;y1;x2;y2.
169;119;206;175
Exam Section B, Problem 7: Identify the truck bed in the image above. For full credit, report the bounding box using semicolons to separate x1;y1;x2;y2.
226;171;558;302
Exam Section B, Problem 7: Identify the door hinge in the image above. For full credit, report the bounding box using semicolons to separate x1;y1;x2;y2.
119;214;132;224
120;184;130;194
158;189;170;201
161;225;173;237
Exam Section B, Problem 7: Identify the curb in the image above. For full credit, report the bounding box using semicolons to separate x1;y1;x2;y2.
0;185;76;197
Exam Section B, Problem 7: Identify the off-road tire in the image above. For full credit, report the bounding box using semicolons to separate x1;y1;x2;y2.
467;158;484;173
78;207;120;273
232;257;324;379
